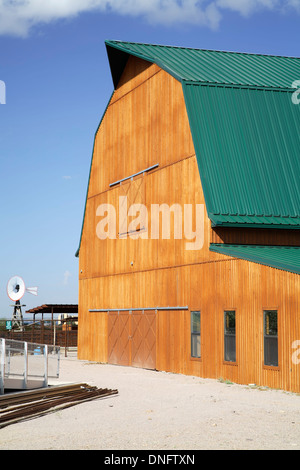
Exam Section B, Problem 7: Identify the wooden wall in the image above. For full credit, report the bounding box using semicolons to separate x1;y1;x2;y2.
78;55;300;393
79;260;300;392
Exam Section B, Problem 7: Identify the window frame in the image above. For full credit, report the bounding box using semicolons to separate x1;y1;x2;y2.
224;310;236;363
263;310;279;368
190;311;201;359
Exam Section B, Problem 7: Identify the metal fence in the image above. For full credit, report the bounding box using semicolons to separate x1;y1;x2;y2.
0;338;60;394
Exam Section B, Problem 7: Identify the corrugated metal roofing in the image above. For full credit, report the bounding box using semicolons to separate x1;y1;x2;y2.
210;244;300;275
105;40;300;89
183;83;300;227
209;214;300;228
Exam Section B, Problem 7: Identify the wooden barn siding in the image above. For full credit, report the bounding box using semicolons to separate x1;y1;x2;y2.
78;261;300;392
78;55;300;392
87;57;195;200
79;56;227;282
80;155;227;280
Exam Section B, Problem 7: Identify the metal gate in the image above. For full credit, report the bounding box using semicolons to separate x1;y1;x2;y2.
107;310;156;370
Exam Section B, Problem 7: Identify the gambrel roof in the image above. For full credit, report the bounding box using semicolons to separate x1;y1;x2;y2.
106;40;300;88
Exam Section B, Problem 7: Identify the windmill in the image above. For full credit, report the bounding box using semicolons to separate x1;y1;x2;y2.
7;276;38;330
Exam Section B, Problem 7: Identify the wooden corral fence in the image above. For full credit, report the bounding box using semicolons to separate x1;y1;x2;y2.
0;318;77;353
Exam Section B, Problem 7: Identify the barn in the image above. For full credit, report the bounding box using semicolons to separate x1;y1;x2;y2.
76;40;300;393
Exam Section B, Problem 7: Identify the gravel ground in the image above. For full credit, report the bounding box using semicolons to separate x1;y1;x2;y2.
1;353;300;450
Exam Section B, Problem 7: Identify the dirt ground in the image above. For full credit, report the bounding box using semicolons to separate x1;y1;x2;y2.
1;353;300;450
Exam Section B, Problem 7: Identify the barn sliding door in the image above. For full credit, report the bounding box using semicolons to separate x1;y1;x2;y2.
107;310;156;370
107;311;130;366
131;310;156;370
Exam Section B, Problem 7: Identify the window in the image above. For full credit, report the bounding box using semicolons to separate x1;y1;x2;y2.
191;311;200;358
224;311;236;362
264;310;278;367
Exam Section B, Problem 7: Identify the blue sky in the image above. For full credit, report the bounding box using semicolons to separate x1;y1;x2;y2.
0;0;299;319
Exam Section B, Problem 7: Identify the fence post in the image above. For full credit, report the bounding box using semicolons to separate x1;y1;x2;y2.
57;347;60;378
65;321;67;357
44;344;48;387
24;341;28;389
53;320;56;348
0;339;5;395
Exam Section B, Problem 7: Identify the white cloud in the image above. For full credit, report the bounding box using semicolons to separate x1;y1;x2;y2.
215;0;281;17
0;0;299;36
112;0;222;28
286;0;300;12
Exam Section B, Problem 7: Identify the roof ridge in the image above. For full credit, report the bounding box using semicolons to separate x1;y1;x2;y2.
106;39;300;60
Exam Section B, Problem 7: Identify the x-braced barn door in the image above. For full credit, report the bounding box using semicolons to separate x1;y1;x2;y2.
131;310;156;370
107;311;131;366
119;177;146;238
107;310;156;370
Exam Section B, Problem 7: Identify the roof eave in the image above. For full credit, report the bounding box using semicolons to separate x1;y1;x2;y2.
210;243;300;275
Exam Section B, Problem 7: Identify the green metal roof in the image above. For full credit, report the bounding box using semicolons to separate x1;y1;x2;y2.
105;40;300;229
105;40;300;89
183;83;300;227
210;244;300;275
